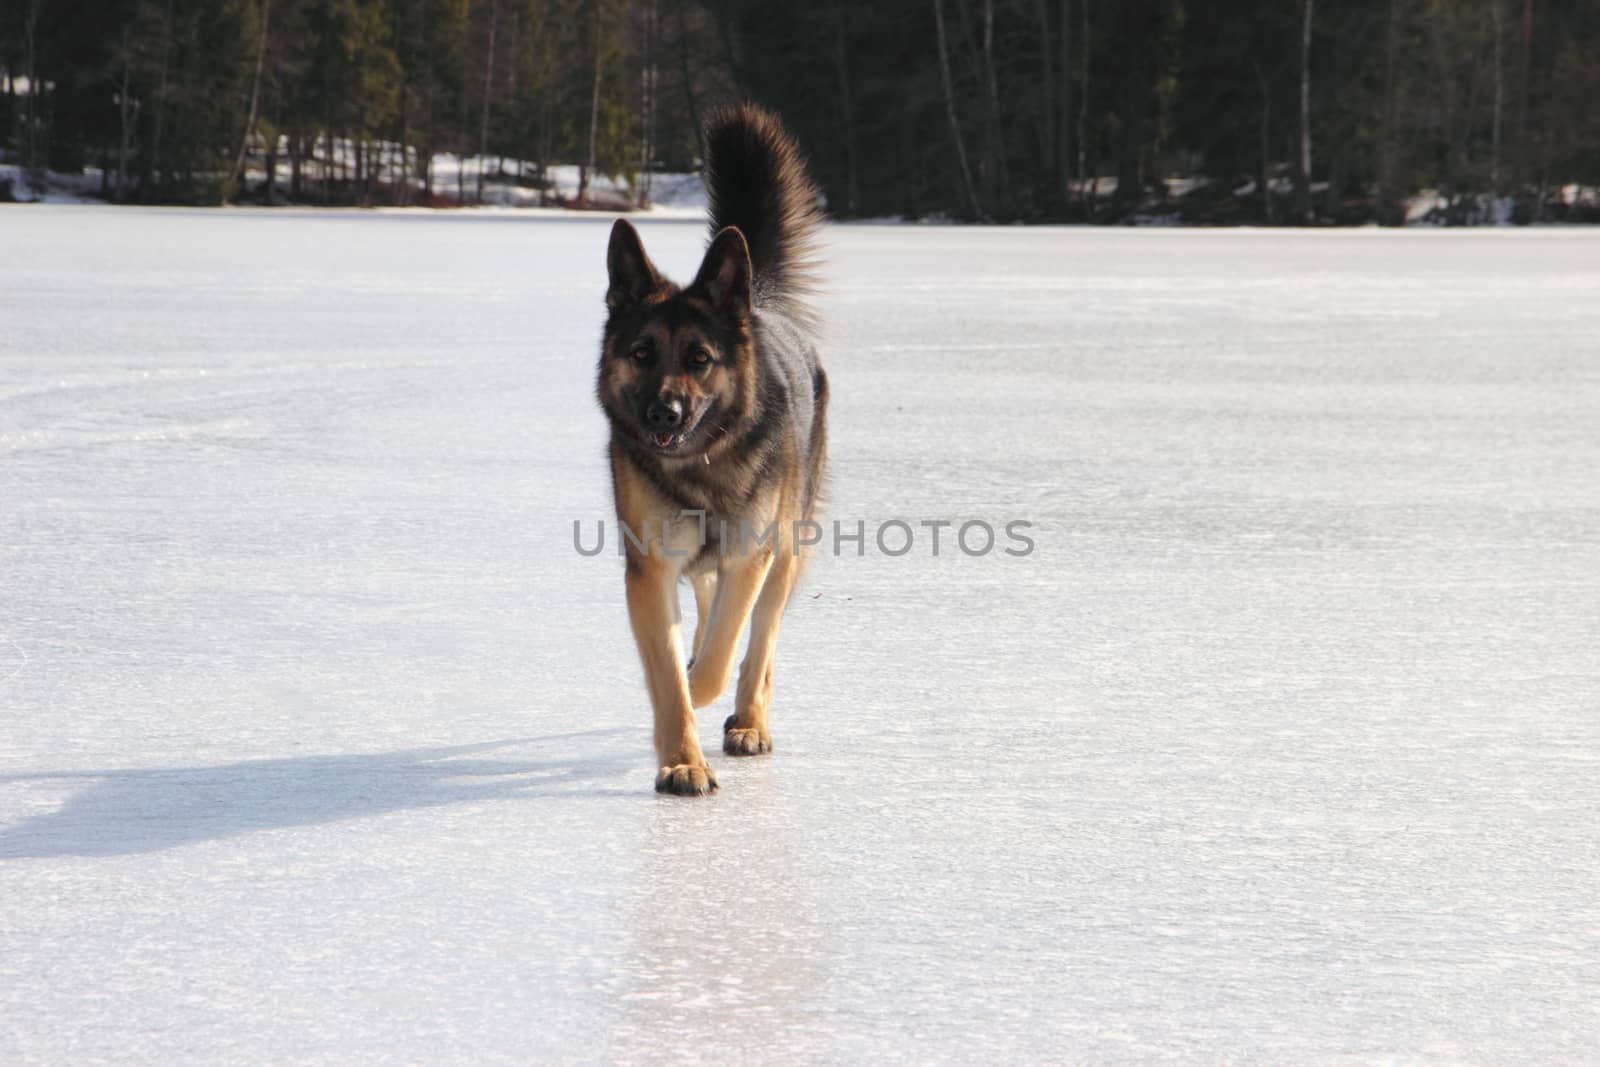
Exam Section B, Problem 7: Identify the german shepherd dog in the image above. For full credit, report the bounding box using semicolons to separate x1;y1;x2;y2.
597;104;827;796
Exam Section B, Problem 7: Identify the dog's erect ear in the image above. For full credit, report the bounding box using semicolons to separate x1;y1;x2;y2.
689;227;753;319
606;219;662;311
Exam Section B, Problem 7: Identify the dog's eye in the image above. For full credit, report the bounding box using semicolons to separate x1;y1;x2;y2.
688;347;713;367
629;344;651;362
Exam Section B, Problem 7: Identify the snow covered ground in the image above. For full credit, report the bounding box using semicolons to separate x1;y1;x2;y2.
0;162;106;205
2;208;1598;1063
390;158;706;215
2;146;708;216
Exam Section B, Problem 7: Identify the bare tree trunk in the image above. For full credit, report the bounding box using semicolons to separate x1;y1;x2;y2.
933;0;983;219
23;0;41;181
150;5;173;189
712;5;745;96
229;0;272;204
639;0;657;208
324;114;335;204
1033;0;1055;208
422;71;435;199
396;117;408;206
537;45;552;204
1058;0;1073;208
1490;0;1504;198
980;0;1009;213
506;2;520;101
1325;150;1342;219
393;0;409;206
264;131;278;205
1076;0;1090;201
829;0;860;216
1514;0;1532;202
477;0;498;204
1295;0;1314;224
1113;26;1145;212
457;6;469;206
1377;0;1398;222
422;57;435;202
674;0;701;137
323;0;336;208
117;26;134;201
582;1;602;204
1255;62;1273;224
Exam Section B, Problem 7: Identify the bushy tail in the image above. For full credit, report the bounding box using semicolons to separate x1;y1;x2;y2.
702;103;824;322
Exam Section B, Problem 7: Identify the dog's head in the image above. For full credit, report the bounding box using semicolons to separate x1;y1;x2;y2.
597;220;757;463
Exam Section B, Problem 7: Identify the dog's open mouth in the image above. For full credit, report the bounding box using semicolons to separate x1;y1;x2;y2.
638;402;715;457
644;427;692;454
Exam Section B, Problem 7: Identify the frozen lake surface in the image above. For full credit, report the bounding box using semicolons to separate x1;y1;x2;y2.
2;207;1598;1063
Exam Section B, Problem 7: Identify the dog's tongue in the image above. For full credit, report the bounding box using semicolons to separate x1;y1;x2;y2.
654;432;674;448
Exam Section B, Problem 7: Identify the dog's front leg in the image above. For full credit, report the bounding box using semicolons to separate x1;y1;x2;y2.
625;557;716;795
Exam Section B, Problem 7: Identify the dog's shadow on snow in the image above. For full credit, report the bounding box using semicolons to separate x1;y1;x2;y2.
0;733;641;859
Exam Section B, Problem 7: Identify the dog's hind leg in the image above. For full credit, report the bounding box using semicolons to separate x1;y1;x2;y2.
626;558;716;795
686;548;773;709
724;546;800;756
688;571;717;666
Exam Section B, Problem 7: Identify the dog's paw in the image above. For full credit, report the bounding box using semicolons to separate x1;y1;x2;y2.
723;714;772;756
655;762;719;796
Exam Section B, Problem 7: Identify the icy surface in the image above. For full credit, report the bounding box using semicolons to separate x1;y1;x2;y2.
2;207;1598;1064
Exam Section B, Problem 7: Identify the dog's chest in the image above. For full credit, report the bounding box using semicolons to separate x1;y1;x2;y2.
656;451;766;519
659;500;778;575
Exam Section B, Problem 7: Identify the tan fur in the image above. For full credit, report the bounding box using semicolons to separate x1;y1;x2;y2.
689;571;717;662
725;530;801;755
611;444;717;794
686;546;773;709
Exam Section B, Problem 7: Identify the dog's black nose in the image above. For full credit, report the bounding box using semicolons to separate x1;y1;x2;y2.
645;398;683;430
